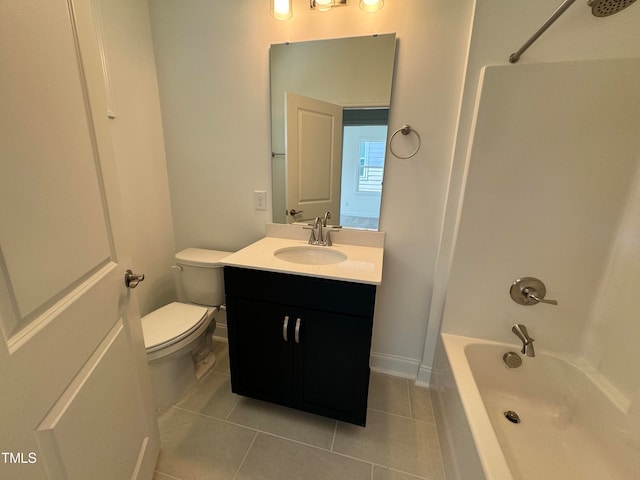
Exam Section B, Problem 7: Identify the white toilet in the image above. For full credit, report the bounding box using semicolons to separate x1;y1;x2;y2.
141;248;231;408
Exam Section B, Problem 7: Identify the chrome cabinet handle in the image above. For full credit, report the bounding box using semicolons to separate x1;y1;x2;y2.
124;270;145;289
283;315;289;342
295;318;301;344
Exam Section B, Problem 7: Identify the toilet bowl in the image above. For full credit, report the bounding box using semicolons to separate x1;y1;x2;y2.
140;248;231;408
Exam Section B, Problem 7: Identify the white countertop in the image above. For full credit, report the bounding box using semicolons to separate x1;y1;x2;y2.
221;228;384;285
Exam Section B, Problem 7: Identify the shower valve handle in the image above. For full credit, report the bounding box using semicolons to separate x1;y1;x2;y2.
524;287;558;305
510;277;558;306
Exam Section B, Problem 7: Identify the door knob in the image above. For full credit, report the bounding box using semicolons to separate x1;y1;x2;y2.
125;270;145;289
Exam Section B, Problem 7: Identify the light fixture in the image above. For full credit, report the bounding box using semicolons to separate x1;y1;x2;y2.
271;0;293;20
313;0;333;10
359;0;383;12
310;0;348;12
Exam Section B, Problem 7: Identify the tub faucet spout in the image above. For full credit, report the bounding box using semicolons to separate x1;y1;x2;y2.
512;324;535;357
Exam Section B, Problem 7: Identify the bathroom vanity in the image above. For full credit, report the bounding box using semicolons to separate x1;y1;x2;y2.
221;225;384;426
225;267;375;425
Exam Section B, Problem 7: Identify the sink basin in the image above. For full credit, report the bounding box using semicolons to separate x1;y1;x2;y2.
274;246;347;265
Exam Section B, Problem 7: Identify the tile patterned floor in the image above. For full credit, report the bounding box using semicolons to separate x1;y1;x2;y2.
153;340;444;480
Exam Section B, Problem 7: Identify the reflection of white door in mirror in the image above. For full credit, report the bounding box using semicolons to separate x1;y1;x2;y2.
285;93;342;224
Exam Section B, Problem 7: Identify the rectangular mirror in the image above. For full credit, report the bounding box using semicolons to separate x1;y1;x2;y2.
270;33;397;230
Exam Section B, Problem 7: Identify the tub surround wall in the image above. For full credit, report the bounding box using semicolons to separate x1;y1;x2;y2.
427;8;640;474
441;58;640;355
583;170;640;409
424;0;640;381
433;58;640;479
430;7;640;476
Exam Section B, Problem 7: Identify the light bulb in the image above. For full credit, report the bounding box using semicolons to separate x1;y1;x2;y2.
360;0;383;12
272;0;292;20
315;0;333;12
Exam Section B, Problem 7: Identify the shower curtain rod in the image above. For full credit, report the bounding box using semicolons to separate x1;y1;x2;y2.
509;0;577;63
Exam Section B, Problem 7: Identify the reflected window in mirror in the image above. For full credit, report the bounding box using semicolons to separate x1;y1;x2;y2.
341;108;388;230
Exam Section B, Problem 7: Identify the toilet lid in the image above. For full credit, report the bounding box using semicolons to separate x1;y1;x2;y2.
141;302;210;350
174;248;232;267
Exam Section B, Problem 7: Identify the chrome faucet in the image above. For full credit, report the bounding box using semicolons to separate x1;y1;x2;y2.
322;211;331;227
303;217;323;245
313;216;323;244
512;324;535;357
303;216;340;246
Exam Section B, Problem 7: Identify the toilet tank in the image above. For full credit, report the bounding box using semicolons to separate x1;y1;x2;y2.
174;248;232;306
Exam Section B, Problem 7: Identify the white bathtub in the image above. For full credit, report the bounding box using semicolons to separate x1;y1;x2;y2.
431;333;639;480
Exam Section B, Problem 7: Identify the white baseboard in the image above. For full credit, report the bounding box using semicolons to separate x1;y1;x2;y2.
370;351;420;381
415;365;432;387
213;322;227;340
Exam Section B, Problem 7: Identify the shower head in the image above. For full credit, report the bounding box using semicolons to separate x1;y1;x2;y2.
509;0;638;63
589;0;637;17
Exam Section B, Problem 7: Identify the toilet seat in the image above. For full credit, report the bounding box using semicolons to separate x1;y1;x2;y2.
142;302;212;353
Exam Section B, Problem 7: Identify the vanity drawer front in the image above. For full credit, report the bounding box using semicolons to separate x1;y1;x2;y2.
224;267;376;318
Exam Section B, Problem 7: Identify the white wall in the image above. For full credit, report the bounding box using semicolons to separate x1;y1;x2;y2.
148;0;474;379
98;0;177;315
425;0;640;374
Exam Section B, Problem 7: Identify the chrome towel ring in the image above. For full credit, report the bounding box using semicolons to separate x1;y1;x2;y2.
389;124;421;159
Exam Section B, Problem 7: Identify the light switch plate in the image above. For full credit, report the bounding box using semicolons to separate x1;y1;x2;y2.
254;190;267;210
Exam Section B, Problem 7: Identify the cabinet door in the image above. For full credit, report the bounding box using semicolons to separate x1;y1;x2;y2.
293;310;373;426
227;297;294;407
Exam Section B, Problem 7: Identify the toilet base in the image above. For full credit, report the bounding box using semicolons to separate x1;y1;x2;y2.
194;350;216;382
149;351;197;409
149;345;217;409
147;321;217;408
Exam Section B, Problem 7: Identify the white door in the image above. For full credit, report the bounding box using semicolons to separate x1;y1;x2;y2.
285;93;342;223
0;1;159;479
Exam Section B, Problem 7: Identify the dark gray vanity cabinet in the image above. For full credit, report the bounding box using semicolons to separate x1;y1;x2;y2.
224;266;376;426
